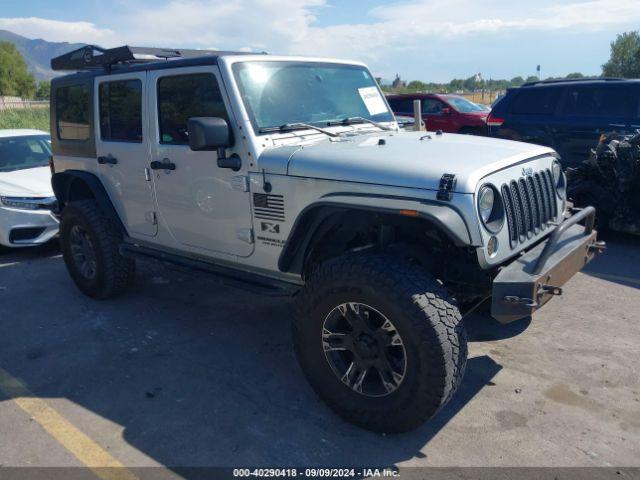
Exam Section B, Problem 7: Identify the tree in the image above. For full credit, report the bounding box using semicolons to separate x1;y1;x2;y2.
602;31;640;78
0;41;36;98
36;81;51;100
525;75;539;83
565;72;585;79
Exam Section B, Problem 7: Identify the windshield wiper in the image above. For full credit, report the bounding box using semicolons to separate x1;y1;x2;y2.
259;123;340;137
326;116;393;131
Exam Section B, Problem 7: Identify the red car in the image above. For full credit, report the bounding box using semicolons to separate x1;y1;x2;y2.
386;93;488;135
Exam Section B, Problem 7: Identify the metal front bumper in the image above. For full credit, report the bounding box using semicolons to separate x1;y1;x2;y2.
491;206;603;324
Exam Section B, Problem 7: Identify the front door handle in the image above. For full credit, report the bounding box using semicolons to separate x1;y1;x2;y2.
150;159;176;171
97;155;118;165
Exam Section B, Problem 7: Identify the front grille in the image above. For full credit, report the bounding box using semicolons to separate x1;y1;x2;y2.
502;168;558;248
253;193;285;221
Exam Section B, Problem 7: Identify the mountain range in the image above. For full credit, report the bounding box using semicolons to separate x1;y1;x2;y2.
0;29;84;81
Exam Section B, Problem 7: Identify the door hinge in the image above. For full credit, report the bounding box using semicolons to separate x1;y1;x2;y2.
231;175;249;192
145;211;158;225
237;228;254;244
144;167;151;181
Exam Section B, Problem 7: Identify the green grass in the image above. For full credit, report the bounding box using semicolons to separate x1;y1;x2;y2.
0;108;50;132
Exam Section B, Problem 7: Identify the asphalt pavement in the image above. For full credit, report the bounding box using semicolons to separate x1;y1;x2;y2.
0;237;638;475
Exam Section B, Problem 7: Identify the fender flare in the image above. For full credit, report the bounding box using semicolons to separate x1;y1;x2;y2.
278;193;479;274
52;170;126;233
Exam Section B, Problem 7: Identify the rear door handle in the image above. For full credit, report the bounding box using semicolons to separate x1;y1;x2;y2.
97;155;118;165
150;159;176;171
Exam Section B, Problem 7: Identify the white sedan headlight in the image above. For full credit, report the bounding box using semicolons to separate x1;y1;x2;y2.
0;196;51;210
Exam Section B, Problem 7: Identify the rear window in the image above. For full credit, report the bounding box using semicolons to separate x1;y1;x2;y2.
99;79;143;142
561;85;634;118
510;87;561;115
56;84;90;140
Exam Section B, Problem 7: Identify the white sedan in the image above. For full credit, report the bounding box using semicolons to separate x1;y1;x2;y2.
0;129;59;248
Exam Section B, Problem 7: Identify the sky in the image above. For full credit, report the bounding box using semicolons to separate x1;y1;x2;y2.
0;0;639;83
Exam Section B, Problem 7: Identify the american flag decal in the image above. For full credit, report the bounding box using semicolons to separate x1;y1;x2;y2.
253;193;285;221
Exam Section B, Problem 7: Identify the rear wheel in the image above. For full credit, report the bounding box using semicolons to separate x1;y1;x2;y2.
293;253;467;433
60;200;135;298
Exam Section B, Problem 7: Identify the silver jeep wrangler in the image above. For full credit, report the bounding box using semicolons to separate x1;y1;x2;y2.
50;46;602;433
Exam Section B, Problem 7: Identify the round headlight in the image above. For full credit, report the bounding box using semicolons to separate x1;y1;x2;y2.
551;160;566;199
478;186;494;223
478;184;504;233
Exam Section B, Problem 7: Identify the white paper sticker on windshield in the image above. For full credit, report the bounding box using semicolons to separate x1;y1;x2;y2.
358;86;387;116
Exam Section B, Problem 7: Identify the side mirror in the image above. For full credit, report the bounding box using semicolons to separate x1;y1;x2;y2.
187;117;233;151
441;107;452;116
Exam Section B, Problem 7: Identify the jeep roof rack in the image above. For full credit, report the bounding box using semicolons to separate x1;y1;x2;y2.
521;77;626;87
51;45;257;72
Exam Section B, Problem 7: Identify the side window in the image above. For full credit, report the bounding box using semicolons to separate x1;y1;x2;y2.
595;86;633;117
400;98;416;112
56;85;90;140
561;87;595;116
510;88;561;115
388;98;414;113
157;73;228;145
422;99;444;114
99;79;143;142
560;86;633;118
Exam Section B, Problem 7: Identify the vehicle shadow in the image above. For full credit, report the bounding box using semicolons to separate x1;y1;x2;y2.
0;255;502;471
581;234;640;290
465;310;532;342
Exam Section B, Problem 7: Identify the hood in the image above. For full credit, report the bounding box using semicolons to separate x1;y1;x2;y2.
263;130;554;193
0;167;54;197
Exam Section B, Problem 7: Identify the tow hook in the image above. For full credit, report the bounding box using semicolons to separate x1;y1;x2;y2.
504;284;562;309
504;296;538;308
538;284;563;296
589;241;606;253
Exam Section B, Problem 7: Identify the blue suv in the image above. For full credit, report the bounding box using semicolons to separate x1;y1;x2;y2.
487;78;640;167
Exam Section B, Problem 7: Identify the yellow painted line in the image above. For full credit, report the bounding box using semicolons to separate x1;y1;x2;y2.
588;272;640;286
0;367;138;480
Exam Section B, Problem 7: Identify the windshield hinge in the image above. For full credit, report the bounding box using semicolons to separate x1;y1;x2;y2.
437;173;457;201
231;175;249;192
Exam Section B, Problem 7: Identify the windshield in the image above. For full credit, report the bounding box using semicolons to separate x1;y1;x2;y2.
233;61;394;132
446;96;486;113
0;135;51;173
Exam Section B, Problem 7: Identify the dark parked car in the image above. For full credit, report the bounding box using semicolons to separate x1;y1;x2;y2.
487;78;640;167
386;93;488;135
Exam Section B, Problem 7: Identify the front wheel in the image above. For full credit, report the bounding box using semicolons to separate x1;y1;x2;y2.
293;253;467;433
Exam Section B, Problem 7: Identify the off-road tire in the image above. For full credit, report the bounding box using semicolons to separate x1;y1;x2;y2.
293;253;467;433
60;200;135;299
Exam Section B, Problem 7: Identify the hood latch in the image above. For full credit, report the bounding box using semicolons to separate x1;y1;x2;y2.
437;174;457;201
